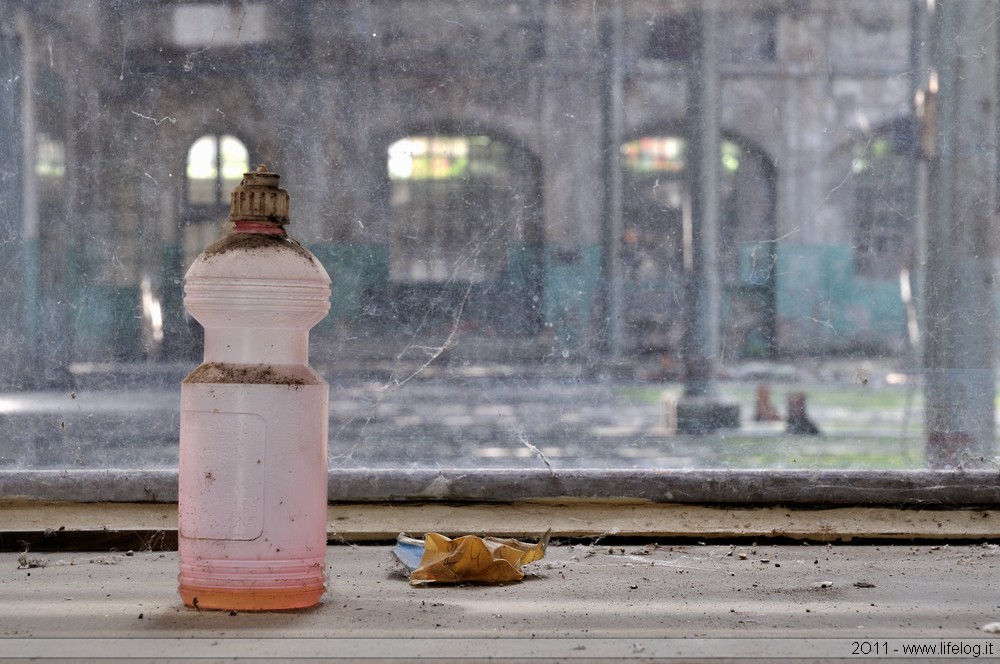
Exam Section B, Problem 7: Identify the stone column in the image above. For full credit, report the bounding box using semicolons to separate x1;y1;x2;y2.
675;1;739;434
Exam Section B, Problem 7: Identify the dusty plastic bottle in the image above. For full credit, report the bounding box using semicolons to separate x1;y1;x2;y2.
178;165;331;611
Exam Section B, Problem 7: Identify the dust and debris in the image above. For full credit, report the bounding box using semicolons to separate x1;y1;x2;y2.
516;433;556;477
17;551;124;569
17;551;48;569
200;231;315;263
184;362;319;386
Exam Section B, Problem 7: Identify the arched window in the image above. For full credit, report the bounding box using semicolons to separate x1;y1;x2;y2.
182;134;251;269
185;133;249;208
849;121;914;279
387;135;515;283
383;133;543;336
619;136;751;288
619;134;776;357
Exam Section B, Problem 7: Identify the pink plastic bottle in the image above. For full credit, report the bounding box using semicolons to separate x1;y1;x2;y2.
178;165;331;610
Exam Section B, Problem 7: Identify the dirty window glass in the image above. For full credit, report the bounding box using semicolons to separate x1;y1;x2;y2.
0;1;997;487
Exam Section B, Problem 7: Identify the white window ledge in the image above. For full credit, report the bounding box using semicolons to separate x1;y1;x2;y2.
3;543;1000;658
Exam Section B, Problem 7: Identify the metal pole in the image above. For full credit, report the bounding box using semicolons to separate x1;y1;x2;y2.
923;0;998;467
0;23;26;388
601;5;625;360
16;9;40;385
908;0;929;367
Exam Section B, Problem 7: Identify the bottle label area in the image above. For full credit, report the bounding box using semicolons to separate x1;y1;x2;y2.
179;411;266;541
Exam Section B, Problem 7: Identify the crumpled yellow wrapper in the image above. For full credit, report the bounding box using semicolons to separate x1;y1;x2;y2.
393;530;551;585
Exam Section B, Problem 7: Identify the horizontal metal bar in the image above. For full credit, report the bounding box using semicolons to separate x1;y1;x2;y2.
1;468;999;507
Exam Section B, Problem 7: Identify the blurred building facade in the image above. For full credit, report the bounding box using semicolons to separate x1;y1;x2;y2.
0;1;940;387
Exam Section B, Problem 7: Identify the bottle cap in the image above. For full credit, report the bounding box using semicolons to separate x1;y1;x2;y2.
230;164;289;232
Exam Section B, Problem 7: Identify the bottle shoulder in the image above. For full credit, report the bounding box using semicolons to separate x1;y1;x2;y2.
186;233;331;284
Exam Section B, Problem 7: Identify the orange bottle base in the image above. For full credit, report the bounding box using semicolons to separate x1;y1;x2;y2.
179;585;324;611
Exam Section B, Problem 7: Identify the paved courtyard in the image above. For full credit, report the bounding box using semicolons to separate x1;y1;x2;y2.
0;358;937;471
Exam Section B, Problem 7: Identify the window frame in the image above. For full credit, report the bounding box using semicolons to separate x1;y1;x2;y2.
2;1;999;524
3;468;998;507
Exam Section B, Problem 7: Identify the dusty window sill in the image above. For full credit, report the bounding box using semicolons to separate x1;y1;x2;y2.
6;472;1000;658
3;541;1000;659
